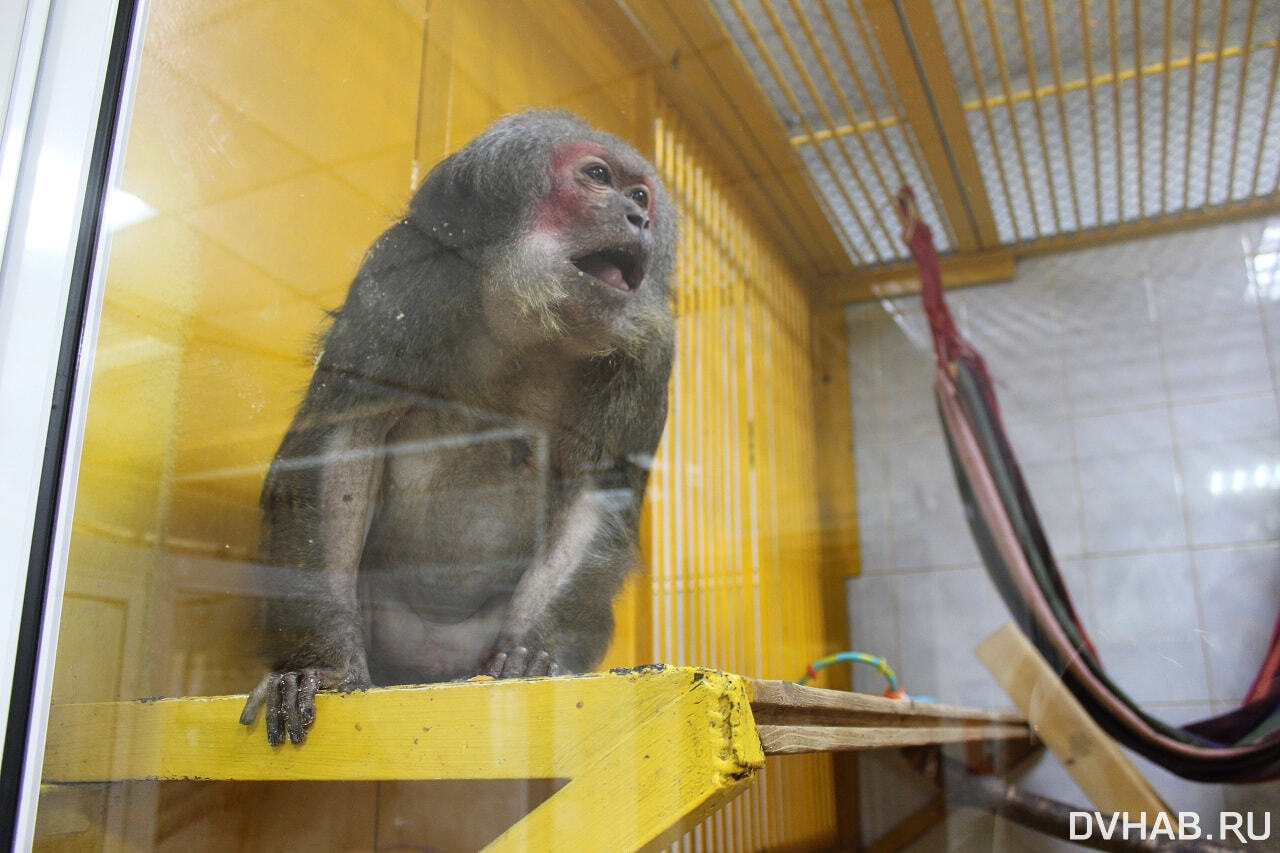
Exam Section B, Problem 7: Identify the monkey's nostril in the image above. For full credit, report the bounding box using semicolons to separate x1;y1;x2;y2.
626;212;649;231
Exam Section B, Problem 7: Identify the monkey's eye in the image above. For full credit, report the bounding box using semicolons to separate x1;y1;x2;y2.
628;187;649;208
583;163;612;185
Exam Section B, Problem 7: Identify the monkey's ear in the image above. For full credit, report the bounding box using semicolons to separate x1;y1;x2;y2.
408;152;523;251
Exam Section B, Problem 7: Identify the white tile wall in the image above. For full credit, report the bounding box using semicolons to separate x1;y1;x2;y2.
845;215;1280;844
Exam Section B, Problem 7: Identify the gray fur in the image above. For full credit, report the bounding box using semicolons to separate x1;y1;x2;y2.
239;110;677;746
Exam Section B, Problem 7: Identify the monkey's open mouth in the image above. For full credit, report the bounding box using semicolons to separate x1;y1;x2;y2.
572;250;644;292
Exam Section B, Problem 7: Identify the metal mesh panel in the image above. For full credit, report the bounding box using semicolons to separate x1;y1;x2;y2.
710;0;1280;268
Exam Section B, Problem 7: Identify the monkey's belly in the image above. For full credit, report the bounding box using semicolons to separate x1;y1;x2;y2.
361;578;510;683
356;417;551;683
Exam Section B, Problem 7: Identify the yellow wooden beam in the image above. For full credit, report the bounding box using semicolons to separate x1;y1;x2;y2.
41;667;1029;848
862;0;1001;251
828;190;1280;304
42;667;757;785
489;674;761;852
45;668;764;853
822;250;1016;304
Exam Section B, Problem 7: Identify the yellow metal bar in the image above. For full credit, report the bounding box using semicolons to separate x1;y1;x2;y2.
676;134;694;669
698;153;711;678
1160;0;1173;212
1205;0;1230;200
789;114;900;145
1181;0;1203;211
1132;0;1146;217
724;0;874;263
1226;2;1259;203
1251;19;1280;195
816;0;908;188
786;0;898;240
1079;0;1104;225
983;0;1043;238
1108;0;1124;219
1014;0;1062;232
812;306;860;581
954;0;1018;238
1042;0;1082;229
958;37;1278;114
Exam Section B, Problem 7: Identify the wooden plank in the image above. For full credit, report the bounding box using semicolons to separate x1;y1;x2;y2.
749;678;1025;725
861;0;1000;251
976;624;1172;819
823;250;1016;304
757;723;1030;754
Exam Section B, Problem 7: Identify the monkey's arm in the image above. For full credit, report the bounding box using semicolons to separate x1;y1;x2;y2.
483;474;645;678
481;352;672;678
240;410;400;745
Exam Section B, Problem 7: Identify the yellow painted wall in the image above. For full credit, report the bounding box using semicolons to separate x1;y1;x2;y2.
36;0;843;848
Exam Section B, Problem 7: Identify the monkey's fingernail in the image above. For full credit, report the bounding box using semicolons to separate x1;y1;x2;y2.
484;653;507;678
505;647;529;676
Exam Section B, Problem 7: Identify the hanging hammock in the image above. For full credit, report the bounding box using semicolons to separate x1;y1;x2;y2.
893;187;1280;784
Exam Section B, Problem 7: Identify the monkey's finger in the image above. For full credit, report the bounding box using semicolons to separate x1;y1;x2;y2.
298;669;318;729
548;661;562;677
484;651;508;678
264;674;285;747
239;675;272;725
282;672;307;745
502;647;530;677
527;651;552;677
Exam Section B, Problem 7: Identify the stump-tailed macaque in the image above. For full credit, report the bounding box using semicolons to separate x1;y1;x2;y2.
239;110;676;746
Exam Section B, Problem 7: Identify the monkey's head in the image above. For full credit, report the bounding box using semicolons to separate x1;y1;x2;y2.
409;110;676;359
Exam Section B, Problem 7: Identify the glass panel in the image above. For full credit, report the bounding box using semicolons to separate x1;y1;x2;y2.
27;0;1280;850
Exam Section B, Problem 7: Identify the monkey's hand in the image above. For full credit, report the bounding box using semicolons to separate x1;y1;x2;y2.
481;645;562;678
239;661;371;747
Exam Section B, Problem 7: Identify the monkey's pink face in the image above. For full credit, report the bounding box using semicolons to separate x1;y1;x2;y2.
532;141;657;295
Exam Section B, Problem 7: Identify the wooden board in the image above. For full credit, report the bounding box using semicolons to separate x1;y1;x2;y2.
757;723;1031;754
976;623;1172;820
748;678;1029;755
